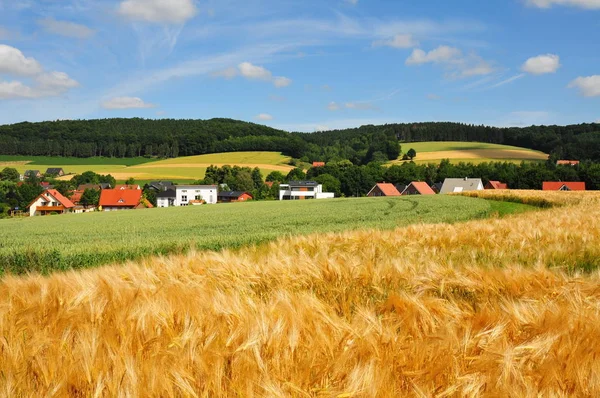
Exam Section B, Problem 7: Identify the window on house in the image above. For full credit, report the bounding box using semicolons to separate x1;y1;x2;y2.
182;195;188;202
195;195;201;200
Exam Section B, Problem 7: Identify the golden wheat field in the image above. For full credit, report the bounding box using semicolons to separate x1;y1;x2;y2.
1;191;600;397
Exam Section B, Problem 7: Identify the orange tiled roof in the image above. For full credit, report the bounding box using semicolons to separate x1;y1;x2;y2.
542;182;586;191
373;183;401;196
408;181;436;195
99;189;143;207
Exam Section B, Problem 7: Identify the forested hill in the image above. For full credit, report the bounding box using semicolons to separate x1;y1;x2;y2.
0;118;599;163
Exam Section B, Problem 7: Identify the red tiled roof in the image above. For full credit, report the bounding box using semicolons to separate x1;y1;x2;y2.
556;160;580;166
312;162;325;167
408;181;436;195
70;190;84;204
99;189;143;207
487;181;508;189
265;181;274;188
28;189;75;209
542;182;586;191
371;183;401;196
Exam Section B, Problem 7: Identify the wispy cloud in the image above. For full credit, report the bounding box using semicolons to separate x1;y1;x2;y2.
37;18;95;39
102;96;156;109
486;73;526;89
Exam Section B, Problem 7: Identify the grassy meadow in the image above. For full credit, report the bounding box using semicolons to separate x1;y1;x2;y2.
0;151;294;182
394;141;548;164
0;191;599;396
0;195;511;275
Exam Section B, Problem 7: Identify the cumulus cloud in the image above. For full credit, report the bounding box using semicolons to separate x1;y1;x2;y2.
255;113;273;121
213;62;292;88
522;54;560;75
372;34;419;49
568;75;600;97
118;0;197;24
526;0;600;9
0;45;43;76
0;81;39;99
327;102;341;111
38;18;95;39
101;97;156;109
273;76;292;88
35;72;80;90
406;45;494;78
238;62;272;80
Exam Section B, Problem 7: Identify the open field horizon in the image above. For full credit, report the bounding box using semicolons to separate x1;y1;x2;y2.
0;191;599;396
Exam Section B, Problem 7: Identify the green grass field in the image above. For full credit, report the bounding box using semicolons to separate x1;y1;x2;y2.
0;196;532;275
0;151;294;182
394;141;548;164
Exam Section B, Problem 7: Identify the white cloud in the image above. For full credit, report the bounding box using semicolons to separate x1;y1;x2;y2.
406;46;461;64
406;45;495;78
102;97;156;109
35;72;79;90
522;54;560;75
38;18;95;39
118;0;197;24
327;102;341;111
0;81;39;99
0;71;79;100
238;62;272;80
568;75;600;97
255;113;273;121
526;0;600;9
273;76;292;88
0;45;43;76
211;67;238;79
372;34;419;49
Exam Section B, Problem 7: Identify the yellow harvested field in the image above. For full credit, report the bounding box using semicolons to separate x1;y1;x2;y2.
414;148;549;161
1;191;600;396
131;162;294;172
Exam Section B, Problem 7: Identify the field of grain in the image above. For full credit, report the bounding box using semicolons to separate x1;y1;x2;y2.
394;141;548;164
0;152;294;182
0;195;499;274
0;191;598;396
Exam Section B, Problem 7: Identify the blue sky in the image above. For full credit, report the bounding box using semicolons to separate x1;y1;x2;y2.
0;0;599;131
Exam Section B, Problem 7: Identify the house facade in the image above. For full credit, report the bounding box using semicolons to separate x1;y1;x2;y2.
28;189;75;216
542;182;586;191
367;183;401;197
402;182;436;195
217;191;253;203
279;181;334;200
440;178;484;194
156;185;218;207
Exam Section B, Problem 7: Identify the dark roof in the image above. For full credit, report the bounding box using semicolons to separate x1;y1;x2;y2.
218;191;250;198
148;181;174;190
157;189;176;198
395;184;407;194
24;170;40;176
288;180;319;187
45;168;64;174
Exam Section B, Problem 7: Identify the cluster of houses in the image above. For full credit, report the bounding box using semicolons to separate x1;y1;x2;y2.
21;168;66;181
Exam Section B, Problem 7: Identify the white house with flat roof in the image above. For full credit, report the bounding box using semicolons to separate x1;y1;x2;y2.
156;185;218;207
279;181;335;200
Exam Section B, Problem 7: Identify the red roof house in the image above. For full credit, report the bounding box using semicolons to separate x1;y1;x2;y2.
556;160;580;166
542;182;586;191
312;161;325;167
28;189;76;216
401;182;436;195
367;183;401;197
485;181;508;190
99;189;151;211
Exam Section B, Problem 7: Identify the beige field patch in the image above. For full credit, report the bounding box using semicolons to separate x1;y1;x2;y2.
131;163;294;172
414;149;548;160
0;161;31;167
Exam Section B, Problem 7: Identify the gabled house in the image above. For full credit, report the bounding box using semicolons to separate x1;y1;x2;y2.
156;189;176;207
70;190;84;205
431;182;443;194
367;183;401;197
156;185;218;207
45;168;65;177
556;160;580;166
218;191;253;203
312;161;325;168
114;184;141;190
440;178;484;194
402;182;436;195
542;182;586;191
28;189;75;216
485;181;508;190
99;189;153;211
24;170;42;179
146;181;174;192
279;181;334;200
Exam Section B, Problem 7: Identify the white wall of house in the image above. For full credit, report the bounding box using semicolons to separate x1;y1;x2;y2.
157;197;172;208
279;183;334;200
157;186;217;207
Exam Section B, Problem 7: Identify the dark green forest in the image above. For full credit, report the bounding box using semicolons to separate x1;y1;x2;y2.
0;118;599;163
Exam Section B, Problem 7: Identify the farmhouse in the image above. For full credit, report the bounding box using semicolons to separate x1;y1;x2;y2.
24;170;42;179
156;185;218;207
367;183;401;197
99;189;153;211
556;160;580;166
45;168;64;177
485;181;508;190
279;181;335;200
542;182;586;191
28;189;75;216
440;178;484;194
402;182;436;195
218;191;253;203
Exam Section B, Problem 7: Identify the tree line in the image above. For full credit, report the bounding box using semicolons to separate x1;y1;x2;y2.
1;118;598;163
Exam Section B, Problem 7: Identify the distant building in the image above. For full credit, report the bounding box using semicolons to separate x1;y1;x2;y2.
114;184;141;190
99;189;153;211
28;189;75;216
218;191;253;203
401;182;436;195
156;185;218;207
78;183;111;191
146;181;174;192
312;161;326;168
440;178;484;194
485;181;508;190
279;181;334;200
556;160;580;166
542;182;586;191
430;182;443;194
45;168;65;177
24;170;42;179
367;183;401;197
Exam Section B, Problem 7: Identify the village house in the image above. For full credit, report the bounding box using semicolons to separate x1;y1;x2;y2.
146;181;174;192
402;182;436;195
485;181;508;190
279;181;335;200
24;170;42;180
217;191;253;203
542;182;586;191
99;189;153;211
156;185;218;207
45;168;65;177
77;183;111;191
440;178;484;194
556;160;580;166
367;183;401;197
312;161;325;168
28;189;75;216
